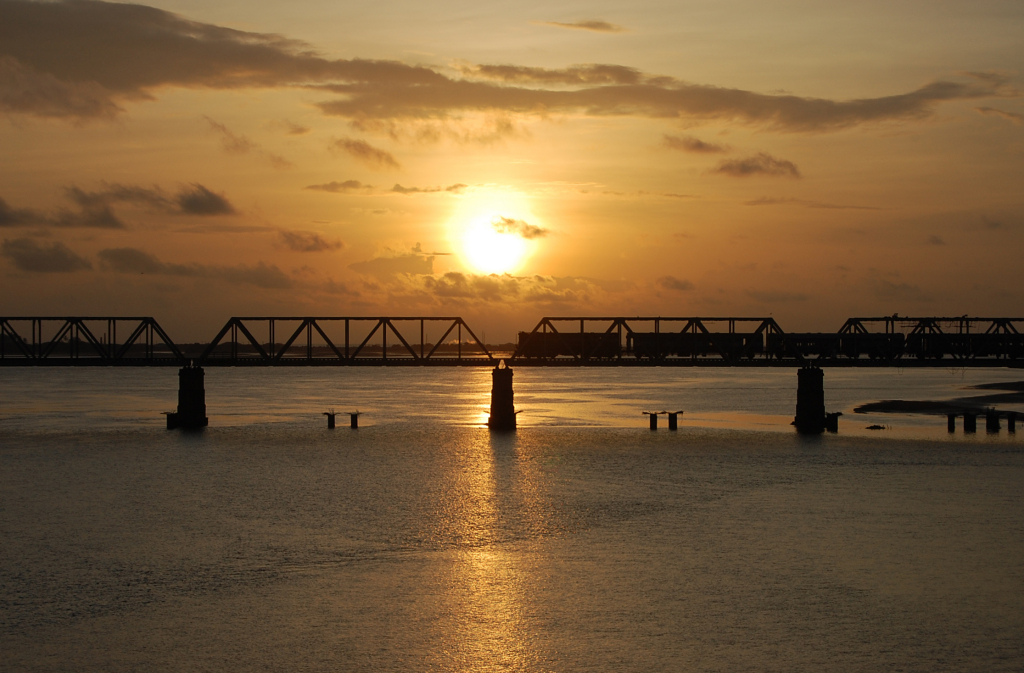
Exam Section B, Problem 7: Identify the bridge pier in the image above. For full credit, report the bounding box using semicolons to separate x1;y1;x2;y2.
487;360;516;431
986;410;1001;433
166;364;208;430
964;412;977;433
794;366;840;433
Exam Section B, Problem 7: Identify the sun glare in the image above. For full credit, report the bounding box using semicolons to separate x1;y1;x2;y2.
449;192;542;275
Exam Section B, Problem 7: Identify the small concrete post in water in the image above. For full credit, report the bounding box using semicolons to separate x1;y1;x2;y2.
964;412;977;433
668;412;680;430
350;412;360;429
324;412;336;429
794;366;826;433
947;413;956;433
986;410;1001;433
649;412;658;430
166;363;208;430
488;360;516;431
1008;412;1017;434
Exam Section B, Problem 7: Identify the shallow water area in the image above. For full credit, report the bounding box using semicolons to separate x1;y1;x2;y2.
2;367;1023;671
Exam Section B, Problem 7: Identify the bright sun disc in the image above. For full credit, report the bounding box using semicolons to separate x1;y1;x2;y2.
462;217;528;274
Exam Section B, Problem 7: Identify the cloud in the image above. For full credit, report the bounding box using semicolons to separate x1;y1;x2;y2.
329;137;400;170
392;183;467;194
491;216;547;239
0;1;1013;132
745;290;808;302
97;247;292;288
348;252;434;278
663;134;727;153
713;153;801;178
305;180;372;193
535;20;627;33
656;276;694;291
742;196;881;210
278;230;343;252
51;183;236;223
870;278;932;302
927;234;945;245
460;63;645;86
203;117;291;168
975;106;1023;124
0;197;49;227
2;237;91;272
175;184;235;215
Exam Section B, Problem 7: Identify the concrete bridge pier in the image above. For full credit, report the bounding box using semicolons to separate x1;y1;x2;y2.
167;363;208;430
487;360;516;431
794;366;826;433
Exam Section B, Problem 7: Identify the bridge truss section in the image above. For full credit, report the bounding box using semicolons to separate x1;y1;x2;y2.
0;317;183;365
197;317;495;365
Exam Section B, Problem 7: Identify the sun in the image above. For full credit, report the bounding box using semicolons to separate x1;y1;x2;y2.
462;216;528;274
448;192;543;275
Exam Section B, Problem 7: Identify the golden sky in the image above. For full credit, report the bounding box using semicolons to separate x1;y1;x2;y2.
1;0;1022;339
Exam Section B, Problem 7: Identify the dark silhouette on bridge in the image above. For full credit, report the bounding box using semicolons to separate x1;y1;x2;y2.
2;315;1022;367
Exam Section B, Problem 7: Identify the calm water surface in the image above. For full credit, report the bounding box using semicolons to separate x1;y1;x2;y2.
2;367;1023;671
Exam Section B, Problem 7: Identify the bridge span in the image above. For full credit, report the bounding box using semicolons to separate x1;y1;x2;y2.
2;315;1022;368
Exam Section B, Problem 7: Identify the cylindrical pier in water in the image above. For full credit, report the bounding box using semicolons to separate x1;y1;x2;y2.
350;413;360;429
668;412;679;430
649;413;658;431
1009;412;1017;434
487;360;516;431
986;411;1001;433
794;367;826;433
964;412;977;433
947;414;956;433
324;412;336;429
167;364;208;430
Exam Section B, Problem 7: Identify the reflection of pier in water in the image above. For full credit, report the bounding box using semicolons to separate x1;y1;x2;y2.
3;315;1023;367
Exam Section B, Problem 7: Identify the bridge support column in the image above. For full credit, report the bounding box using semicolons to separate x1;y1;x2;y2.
167;364;208;430
1008;412;1016;434
964;412;977;433
487;361;516;431
794;366;826;433
986;410;1001;433
668;412;679;430
948;413;956;433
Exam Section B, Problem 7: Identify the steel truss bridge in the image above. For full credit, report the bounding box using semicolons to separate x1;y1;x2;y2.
1;315;1023;368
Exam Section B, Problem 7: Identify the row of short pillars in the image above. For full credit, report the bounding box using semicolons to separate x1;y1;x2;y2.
948;411;1016;434
645;411;684;430
324;411;361;429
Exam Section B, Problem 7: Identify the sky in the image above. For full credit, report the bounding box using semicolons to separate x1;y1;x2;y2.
1;0;1022;341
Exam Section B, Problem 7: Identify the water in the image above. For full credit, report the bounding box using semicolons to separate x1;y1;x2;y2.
2;367;1023;671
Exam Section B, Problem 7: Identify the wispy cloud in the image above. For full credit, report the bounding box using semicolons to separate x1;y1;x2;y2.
203;117;292;168
278;230;343;252
2;237;92;272
392;183;467;194
535;20;627;33
656;276;694;291
975;106;1024;124
492;216;548;239
305;180;373;193
0;1;1012;133
663;134;728;153
329;137;400;170
98;247;293;288
713;153;801;178
349;252;434;278
743;196;881;210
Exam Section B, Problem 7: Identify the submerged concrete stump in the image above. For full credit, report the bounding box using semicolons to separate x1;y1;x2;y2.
986;410;1001;433
487;361;516;431
167;364;208;430
794;367;826;433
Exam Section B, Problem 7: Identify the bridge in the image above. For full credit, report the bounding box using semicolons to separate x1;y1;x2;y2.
2;315;1022;367
3;314;1021;434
